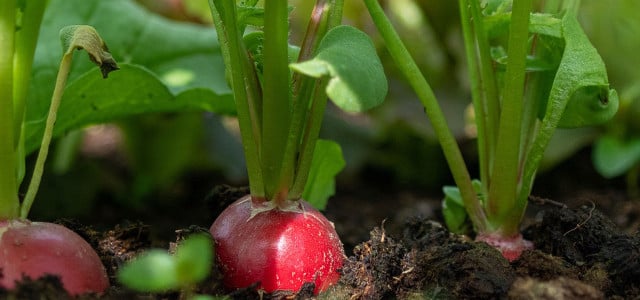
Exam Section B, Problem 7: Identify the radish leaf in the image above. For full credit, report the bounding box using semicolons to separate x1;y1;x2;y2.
303;139;345;210
290;25;387;113
117;250;180;292
118;234;213;292
593;135;640;178
24;0;230;154
442;179;482;235
174;234;213;285
24;64;234;153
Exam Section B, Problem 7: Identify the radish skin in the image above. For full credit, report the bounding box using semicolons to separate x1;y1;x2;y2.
476;232;533;262
0;220;109;295
210;195;344;294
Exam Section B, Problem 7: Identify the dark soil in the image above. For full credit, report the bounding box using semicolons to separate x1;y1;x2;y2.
2;150;640;299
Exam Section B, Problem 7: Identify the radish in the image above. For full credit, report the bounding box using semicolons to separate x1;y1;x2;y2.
0;220;109;295
476;232;534;262
207;0;384;294
210;195;344;294
0;21;117;296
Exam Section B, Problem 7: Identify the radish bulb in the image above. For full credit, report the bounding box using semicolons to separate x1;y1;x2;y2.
210;195;344;294
0;220;109;295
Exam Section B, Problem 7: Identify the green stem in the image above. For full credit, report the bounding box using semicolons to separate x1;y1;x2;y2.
469;0;500;178
13;0;47;188
290;78;329;198
20;53;73;218
262;0;292;204
287;0;343;200
486;0;532;234
511;4;584;231
364;0;487;232
13;0;47;146
458;0;490;191
0;0;19;220
209;0;264;196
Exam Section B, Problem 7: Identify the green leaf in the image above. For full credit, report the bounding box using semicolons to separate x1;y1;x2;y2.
491;47;557;72
117;234;213;293
290;25;387;112
33;0;227;94
519;12;619;209
559;86;619;128
24;64;234;154
117;250;180;292
542;13;618;128
442;180;482;234
302;139;345;210
482;0;511;15
442;186;468;235
175;234;213;285
25;0;231;153
593;135;640;178
484;13;562;39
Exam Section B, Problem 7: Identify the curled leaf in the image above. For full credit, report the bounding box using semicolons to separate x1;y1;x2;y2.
543;12;618;128
520;12;619;202
559;86;619;128
59;25;119;78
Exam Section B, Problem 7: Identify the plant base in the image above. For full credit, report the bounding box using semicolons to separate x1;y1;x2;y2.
476;232;533;262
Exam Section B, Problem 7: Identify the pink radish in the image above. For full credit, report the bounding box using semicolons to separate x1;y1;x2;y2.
0;220;109;295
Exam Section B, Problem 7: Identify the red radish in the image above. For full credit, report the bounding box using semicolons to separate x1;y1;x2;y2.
210;195;344;294
0;219;109;295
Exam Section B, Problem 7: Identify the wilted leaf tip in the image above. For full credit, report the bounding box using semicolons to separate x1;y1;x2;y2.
60;25;120;78
97;53;119;79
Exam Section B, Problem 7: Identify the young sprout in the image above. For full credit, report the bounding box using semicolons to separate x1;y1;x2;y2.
118;233;215;299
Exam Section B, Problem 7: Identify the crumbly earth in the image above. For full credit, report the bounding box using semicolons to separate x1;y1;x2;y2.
335;201;639;299
2;152;640;300
2;198;638;299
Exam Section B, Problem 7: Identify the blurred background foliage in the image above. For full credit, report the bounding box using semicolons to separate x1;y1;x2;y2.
30;0;640;221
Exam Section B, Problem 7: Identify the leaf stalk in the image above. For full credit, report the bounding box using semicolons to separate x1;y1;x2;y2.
363;0;488;232
0;0;19;220
486;0;533;234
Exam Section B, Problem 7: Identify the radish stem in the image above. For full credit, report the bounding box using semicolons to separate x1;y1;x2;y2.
20;53;72;218
21;25;118;219
486;0;532;234
363;0;487;232
0;0;19;220
262;0;292;204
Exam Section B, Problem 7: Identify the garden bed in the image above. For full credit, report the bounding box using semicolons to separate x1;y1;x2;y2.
2;149;638;299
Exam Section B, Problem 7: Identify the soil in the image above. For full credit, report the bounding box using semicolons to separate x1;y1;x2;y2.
1;149;639;299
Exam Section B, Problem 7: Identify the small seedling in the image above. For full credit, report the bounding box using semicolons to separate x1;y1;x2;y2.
363;0;617;261
118;234;219;299
0;1;116;294
207;0;387;294
587;1;640;199
592;96;640;198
